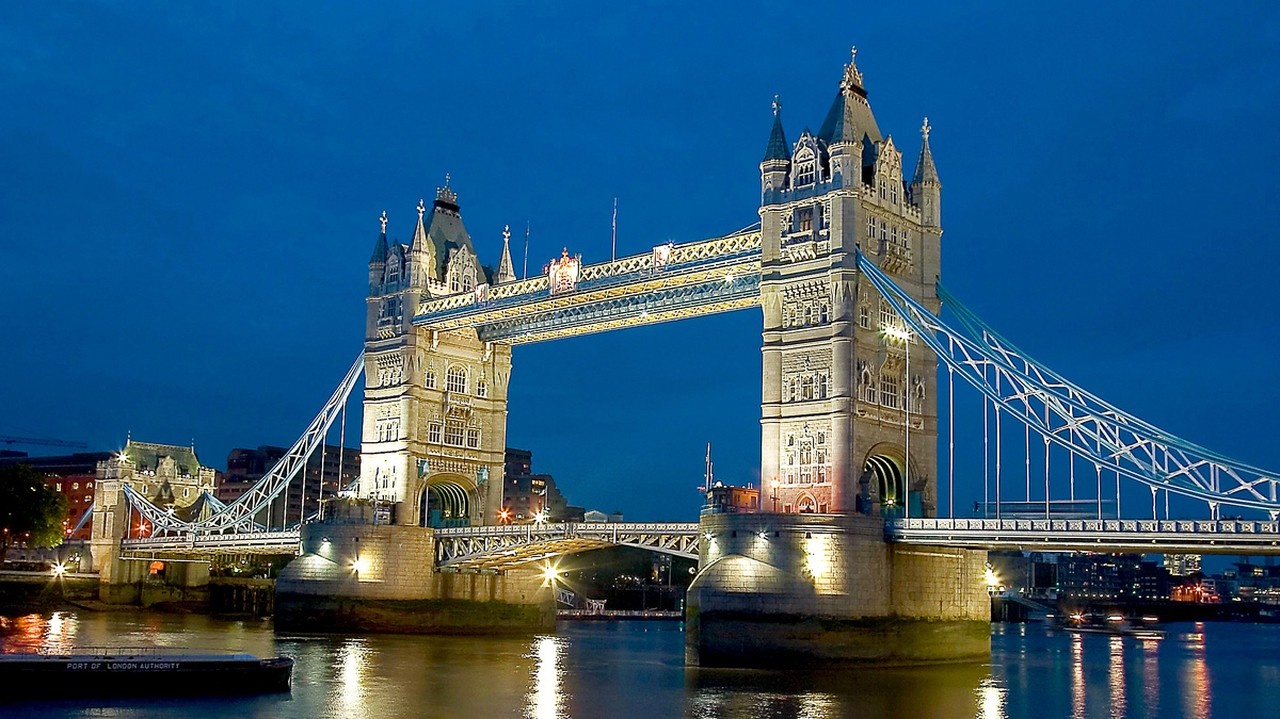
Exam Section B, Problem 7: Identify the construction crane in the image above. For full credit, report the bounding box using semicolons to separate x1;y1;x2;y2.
0;436;88;449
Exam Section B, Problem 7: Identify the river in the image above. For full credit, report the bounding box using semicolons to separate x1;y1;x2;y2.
2;612;1278;718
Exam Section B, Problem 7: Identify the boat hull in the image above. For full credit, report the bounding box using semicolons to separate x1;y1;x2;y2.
0;656;293;698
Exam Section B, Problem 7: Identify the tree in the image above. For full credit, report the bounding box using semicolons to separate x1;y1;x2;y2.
0;464;69;565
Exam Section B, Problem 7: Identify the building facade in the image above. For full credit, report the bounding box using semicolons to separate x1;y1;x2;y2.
89;439;218;579
758;49;941;517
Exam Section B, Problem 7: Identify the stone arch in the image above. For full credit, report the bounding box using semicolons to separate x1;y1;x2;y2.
860;443;920;518
796;492;817;513
419;473;476;528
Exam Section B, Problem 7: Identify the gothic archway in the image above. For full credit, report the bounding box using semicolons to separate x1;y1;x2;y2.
863;452;906;518
419;478;472;528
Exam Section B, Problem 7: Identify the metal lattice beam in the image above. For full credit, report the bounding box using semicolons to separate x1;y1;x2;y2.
858;252;1280;516
434;522;700;571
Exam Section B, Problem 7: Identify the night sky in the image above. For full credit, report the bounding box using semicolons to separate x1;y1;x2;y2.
3;3;1279;521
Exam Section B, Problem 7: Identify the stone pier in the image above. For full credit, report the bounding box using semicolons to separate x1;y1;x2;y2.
685;513;989;667
275;501;553;634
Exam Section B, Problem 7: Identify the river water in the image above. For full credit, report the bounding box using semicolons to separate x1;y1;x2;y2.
1;612;1277;718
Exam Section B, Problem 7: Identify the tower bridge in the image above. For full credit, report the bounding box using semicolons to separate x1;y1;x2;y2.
100;47;1280;666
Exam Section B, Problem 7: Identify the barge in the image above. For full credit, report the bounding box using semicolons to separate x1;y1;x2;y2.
0;647;293;698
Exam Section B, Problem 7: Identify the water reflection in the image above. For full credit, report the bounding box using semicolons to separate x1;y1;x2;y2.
1141;638;1160;716
526;635;567;719
1108;635;1125;719
1070;633;1085;719
336;638;371;719
977;677;1007;719
1182;627;1211;719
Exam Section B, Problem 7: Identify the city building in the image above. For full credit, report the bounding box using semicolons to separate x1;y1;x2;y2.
1056;553;1171;602
1165;553;1203;576
0;451;112;543
706;484;760;514
501;447;578;523
217;444;360;526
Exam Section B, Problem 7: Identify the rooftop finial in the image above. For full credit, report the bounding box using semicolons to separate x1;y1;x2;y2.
435;173;458;205
921;117;931;141
444;172;451;188
379;210;388;234
503;224;511;243
417;199;426;220
841;45;864;92
772;94;782;117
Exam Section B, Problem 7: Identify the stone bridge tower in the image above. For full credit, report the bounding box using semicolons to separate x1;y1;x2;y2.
759;48;943;518
361;181;513;527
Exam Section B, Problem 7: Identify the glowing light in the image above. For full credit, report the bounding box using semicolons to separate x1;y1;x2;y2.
724;273;734;284
882;324;911;342
804;532;831;580
350;557;368;574
977;677;1008;719
756;530;769;540
499;508;511;522
541;561;561;586
984;563;1000;592
534;510;547;524
703;532;713;541
51;563;66;577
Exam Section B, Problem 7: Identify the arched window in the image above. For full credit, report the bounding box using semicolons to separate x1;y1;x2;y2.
476;379;488;398
446;366;467;394
794;148;817;187
424;369;437;390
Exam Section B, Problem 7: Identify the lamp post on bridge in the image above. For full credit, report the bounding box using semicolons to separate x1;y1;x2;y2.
770;479;779;513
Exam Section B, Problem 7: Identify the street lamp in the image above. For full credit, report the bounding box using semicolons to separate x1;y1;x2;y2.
770;479;779;513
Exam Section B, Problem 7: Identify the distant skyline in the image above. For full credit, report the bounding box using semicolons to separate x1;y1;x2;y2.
3;3;1279;520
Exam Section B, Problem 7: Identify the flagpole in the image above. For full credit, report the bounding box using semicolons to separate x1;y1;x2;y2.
522;222;530;280
611;198;617;261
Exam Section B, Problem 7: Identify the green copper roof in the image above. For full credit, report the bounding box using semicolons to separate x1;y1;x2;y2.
123;440;204;477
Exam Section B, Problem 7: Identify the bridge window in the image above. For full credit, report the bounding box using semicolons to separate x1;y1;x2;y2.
819;302;829;324
859;305;870;329
444;421;465;447
797;208;813;232
427;422;442;444
879;302;896;331
425;369;437;390
447;366;467;394
802;376;814;401
822;201;831;229
476;379;488;398
466;428;481;449
867;215;876;239
880;373;900;409
818;374;828;399
794;148;817;187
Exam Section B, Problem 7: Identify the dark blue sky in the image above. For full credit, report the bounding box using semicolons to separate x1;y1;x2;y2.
3;3;1279;521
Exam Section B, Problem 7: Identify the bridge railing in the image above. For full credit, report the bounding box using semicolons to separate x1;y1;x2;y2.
890;518;1280;534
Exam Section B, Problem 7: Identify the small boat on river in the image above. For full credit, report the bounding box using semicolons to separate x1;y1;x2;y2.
0;647;293;698
1049;612;1165;640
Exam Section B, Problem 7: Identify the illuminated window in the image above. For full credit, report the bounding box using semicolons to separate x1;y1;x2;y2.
879;302;896;331
427;423;442;444
798;208;813;232
86;482;92;488
446;366;467;394
72;482;79;490
424;369;437;390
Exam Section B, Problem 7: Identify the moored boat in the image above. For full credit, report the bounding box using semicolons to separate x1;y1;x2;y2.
0;647;293;698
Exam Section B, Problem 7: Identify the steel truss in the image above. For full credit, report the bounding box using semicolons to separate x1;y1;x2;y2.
416;231;762;344
857;252;1280;516
120;529;302;558
121;353;365;535
434;522;700;572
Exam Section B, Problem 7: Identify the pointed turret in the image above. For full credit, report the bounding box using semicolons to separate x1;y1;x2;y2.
763;96;789;162
910;118;941;227
368;211;389;291
760;96;791;201
496;225;517;284
408;198;435;288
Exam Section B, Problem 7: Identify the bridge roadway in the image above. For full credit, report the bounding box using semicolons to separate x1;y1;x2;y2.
887;518;1280;555
117;517;1280;564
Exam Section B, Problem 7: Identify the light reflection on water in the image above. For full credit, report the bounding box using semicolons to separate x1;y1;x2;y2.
0;613;1274;718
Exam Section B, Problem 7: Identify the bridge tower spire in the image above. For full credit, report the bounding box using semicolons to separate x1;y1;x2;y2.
758;48;941;518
